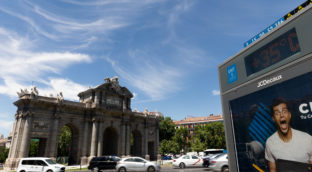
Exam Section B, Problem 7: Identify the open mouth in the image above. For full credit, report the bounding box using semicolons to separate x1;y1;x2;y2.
280;119;288;131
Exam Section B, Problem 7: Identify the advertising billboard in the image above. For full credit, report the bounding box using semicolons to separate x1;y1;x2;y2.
230;71;312;171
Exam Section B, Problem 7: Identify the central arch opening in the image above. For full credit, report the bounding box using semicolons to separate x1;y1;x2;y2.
57;124;79;165
103;127;118;155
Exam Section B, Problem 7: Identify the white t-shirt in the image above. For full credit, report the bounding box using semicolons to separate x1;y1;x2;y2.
265;129;312;163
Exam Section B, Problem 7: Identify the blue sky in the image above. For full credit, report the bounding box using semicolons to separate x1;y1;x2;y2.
0;0;305;137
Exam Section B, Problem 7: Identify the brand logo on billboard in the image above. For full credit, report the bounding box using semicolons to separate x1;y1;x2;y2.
299;102;312;119
257;75;282;88
299;102;312;114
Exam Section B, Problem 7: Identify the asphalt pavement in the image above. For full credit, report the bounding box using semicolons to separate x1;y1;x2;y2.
69;166;212;172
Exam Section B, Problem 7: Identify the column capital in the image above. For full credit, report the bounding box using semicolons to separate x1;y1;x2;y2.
21;111;32;119
92;117;99;122
15;113;21;119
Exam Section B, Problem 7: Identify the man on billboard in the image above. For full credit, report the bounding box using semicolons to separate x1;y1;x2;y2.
265;98;312;172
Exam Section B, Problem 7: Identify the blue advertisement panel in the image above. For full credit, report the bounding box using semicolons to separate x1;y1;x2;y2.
230;71;312;171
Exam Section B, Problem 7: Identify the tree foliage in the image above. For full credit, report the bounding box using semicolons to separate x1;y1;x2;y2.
173;127;191;153
0;147;9;163
159;140;179;155
159;116;176;142
193;122;226;149
191;137;205;154
57;125;72;157
159;117;226;155
29;139;39;157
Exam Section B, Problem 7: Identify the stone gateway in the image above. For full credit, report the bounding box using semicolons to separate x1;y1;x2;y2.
5;77;161;170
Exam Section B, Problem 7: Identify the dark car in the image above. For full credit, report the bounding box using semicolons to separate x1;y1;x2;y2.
203;153;221;167
88;156;120;172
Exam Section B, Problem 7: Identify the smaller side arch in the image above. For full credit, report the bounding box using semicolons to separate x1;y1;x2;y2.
131;129;142;156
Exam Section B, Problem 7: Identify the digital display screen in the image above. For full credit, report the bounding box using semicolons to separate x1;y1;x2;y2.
245;28;301;76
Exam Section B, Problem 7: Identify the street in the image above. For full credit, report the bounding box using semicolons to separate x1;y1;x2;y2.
72;166;212;172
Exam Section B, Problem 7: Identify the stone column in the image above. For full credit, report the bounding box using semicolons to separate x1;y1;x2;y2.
126;124;131;156
90;118;98;158
49;114;60;159
120;121;126;157
144;121;149;160
155;122;161;161
19;112;32;158
122;98;127;112
4;113;23;170
97;121;103;156
7;114;19;159
80;120;89;165
94;92;100;107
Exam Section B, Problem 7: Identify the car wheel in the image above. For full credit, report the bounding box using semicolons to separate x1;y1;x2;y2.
47;170;53;172
92;166;99;172
222;166;229;172
179;162;185;169
20;171;26;172
147;166;155;172
118;167;127;172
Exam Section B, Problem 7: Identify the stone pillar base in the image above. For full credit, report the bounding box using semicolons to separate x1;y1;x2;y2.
88;156;95;164
80;156;89;165
145;154;150;161
156;154;161;164
4;158;20;171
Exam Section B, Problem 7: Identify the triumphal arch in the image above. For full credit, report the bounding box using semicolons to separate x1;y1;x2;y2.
5;77;161;169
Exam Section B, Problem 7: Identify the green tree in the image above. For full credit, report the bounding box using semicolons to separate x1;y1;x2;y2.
57;125;72;157
173;127;190;153
192;122;226;150
191;137;205;154
159;116;176;141
0;147;9;163
205;122;226;149
29;139;39;157
159;140;179;155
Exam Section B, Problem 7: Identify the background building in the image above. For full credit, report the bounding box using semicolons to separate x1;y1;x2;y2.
174;114;223;138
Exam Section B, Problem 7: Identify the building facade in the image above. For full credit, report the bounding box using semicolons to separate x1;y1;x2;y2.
5;77;161;170
0;135;10;149
174;115;223;139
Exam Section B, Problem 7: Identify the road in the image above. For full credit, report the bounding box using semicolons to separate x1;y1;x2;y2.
71;167;212;172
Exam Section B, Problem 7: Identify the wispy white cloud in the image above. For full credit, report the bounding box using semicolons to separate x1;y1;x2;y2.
106;55;182;101
32;6;127;34
212;89;220;96
62;0;165;6
39;78;88;100
164;0;194;43
0;6;57;39
0;27;90;100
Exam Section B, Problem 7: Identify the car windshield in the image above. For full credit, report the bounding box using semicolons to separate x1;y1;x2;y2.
45;159;56;164
214;153;226;159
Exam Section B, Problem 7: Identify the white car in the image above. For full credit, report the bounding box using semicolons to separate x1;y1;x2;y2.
116;157;161;172
17;157;65;172
172;155;203;168
209;153;229;172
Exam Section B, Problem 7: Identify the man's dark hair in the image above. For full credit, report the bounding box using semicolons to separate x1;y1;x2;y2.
270;98;289;116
